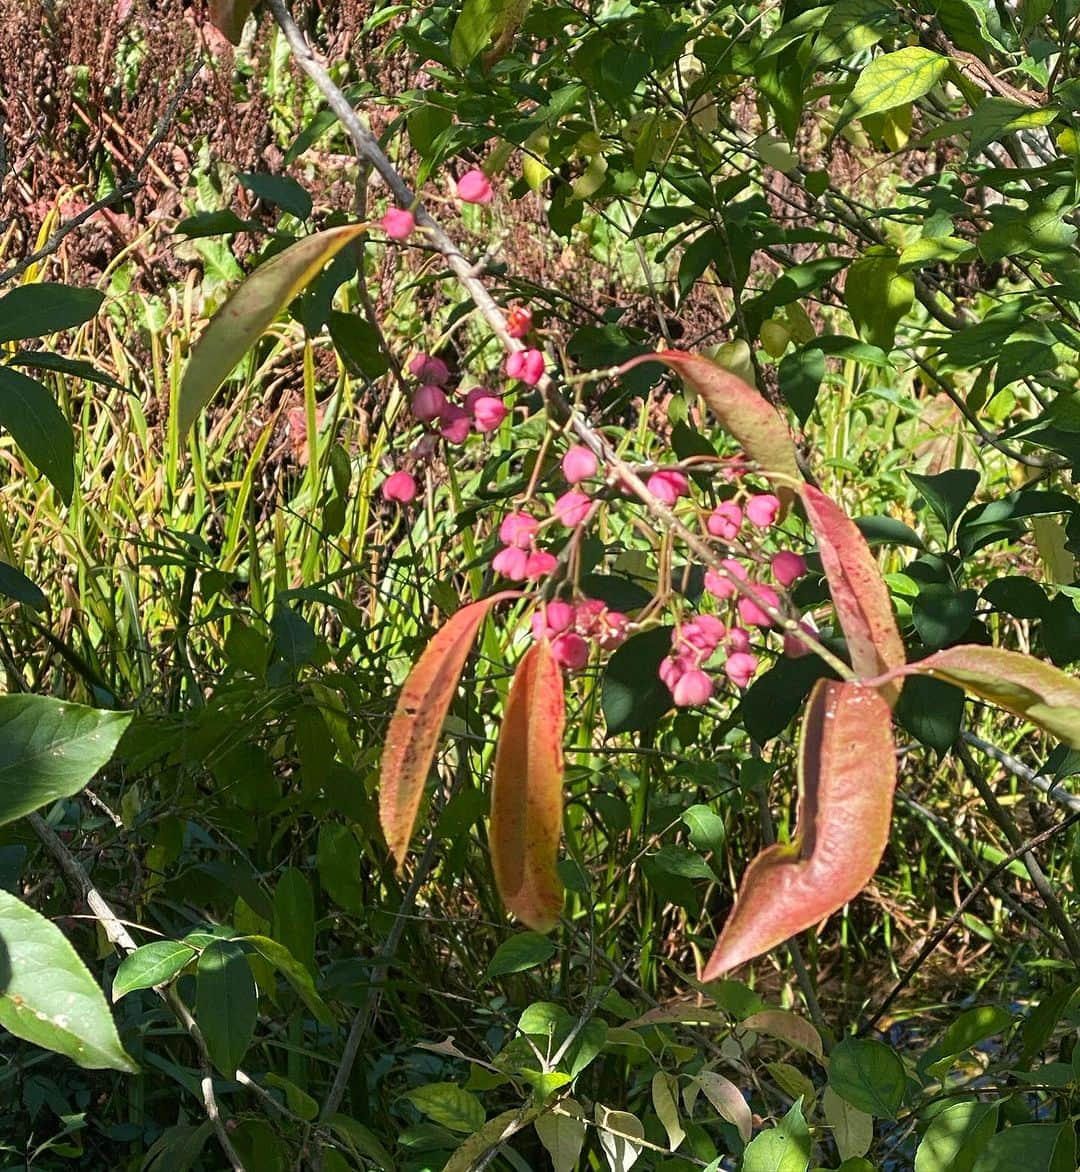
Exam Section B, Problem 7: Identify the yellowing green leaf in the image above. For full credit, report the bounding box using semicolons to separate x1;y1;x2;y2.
836;48;950;135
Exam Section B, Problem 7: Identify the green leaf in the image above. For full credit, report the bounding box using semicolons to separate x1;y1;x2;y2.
970;1122;1075;1172
912;586;978;650
778;346;825;425
0;283;103;343
263;1073;319;1121
327;311;390;378
112;942;196;1001
8;350;126;391
823;1086;873;1162
485;932;557;978
237;172;313;220
0;365;75;503
601;626;674;734
982;576;1048;620
741;1098;811;1172
828;1038;906;1119
962;98;1059;157
843;251;914;352
195;939;257;1077
239;935;333;1024
535;1100;586;1172
316;823;366;914
0;889;138;1072
915;1099;998;1172
178;224;366;436
682;804;726;854
450;0;530;66
908;469;980;537
921;1005;1013;1078
404;1083;485;1134
0;695;131;827
0;561;47;610
895;674;964;753
273;867;316;976
836;48;950;134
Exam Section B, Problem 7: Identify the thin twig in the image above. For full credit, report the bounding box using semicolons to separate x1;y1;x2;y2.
961;730;1080;814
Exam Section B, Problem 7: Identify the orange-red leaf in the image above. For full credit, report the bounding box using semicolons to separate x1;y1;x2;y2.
702;680;896;979
490;640;566;933
618;350;802;512
379;592;520;866
800;484;905;703
209;0;255;43
875;644;1080;749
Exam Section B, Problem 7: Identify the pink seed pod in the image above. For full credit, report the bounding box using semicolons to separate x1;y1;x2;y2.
439;404;471;444
574;598;607;637
412;384;448;423
745;493;781;528
704;557;748;601
771;550;808;587
562;444;598;484
672;668;714;707
462;385;488;413
456;168;494;205
407;352;451;385
726;626;751;654
531;600;576;640
783;619;817;659
553;489;591;528
381;470;417;503
505;348;546;385
551;631;590;670
381;207;416;240
472;396;507;432
724;651;759;689
706;501;743;541
506;304;534;338
492;545;529;580
596;610;628;650
647;469;690;505
737;584;781;628
524;550;558;579
659;654;688;689
499;511;539;549
682;615;726;653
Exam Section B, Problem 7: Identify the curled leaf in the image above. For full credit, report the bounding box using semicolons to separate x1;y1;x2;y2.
178;225;366;436
618;350;801;512
379;592;520;866
874;644;1080;749
491;640;566;932
800;483;905;703
703;680;896;978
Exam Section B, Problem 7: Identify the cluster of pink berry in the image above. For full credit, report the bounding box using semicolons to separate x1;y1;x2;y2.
530;598;629;669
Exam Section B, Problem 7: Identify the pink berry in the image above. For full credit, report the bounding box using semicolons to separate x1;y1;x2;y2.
439;404;471;444
506;304;533;338
553;489;591;528
505;348;546;386
562;444;598;484
472;396;507;432
746;493;781;528
407;352;450;385
499;511;539;549
456;168;494;205
738;584;781;628
412;384;448;423
672;669;714;707
724;652;759;689
706;502;743;541
726;627;751;654
647;469;690;505
381;207;415;240
524;550;558;579
492;545;529;580
381;470;417;503
551;632;589;670
771;550;808;587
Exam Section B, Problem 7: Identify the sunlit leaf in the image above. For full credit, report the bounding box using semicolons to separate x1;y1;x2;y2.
694;1071;752;1143
595;1104;644;1172
178;225;366;436
741;1009;824;1060
800;484;905;703
491;640;566;933
619;350;802;512
702;680;896;977
836;47;949;134
651;1071;685;1151
379;592;519;865
112;941;196;1001
823;1086;873;1162
742;1098;811;1172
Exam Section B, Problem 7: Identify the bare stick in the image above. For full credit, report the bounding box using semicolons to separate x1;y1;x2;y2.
961;730;1080;814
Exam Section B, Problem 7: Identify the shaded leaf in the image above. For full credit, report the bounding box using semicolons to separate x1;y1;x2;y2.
0;561;47;610
237;172;312;220
595;1104;644;1172
196;939;257;1078
239;935;333;1024
908;469;980;537
619;350;801;512
0;696;131;828
0;890;137;1072
178;224;366;436
702;680;896;978
970;1122;1075;1172
112;942;196;1001
535;1100;586;1172
403;1083;485;1134
379;592;519;865
651;1071;684;1151
0;283;103;343
694;1071;752;1143
491;640;566;932
844;251;913;352
828;1038;906;1119
741;1009;825;1060
0;365;75;503
801;484;905;702
601;626;674;734
485;932;557;978
823;1086;873;1162
9;350;125;391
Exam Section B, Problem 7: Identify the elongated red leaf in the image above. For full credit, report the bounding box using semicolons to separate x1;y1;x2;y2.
874;644;1080;749
619;350;801;511
379;592;520;866
800;484;905;703
702;680;896;978
490;640;566;932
